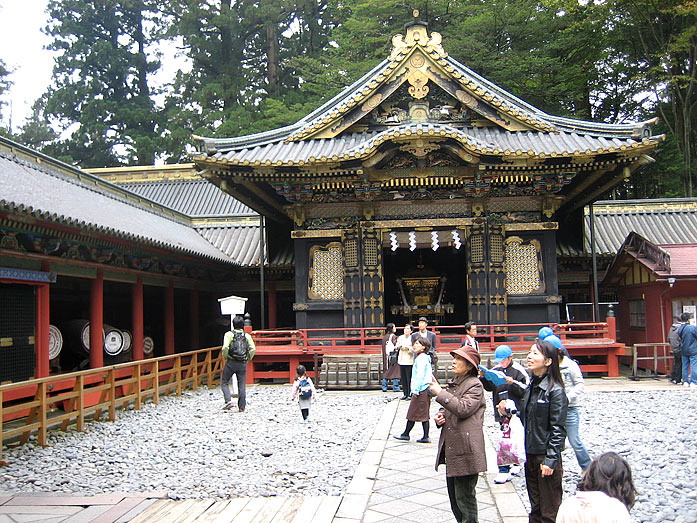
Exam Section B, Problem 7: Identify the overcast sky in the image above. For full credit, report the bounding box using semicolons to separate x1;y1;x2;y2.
0;1;188;136
0;1;53;131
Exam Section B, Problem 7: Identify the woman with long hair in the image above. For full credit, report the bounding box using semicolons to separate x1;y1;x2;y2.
515;339;568;522
556;452;636;522
381;323;400;392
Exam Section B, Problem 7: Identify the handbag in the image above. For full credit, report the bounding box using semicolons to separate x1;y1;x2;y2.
388;350;398;366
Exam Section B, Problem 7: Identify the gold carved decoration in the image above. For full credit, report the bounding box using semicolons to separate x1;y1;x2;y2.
361;93;383;112
407;69;429;99
504;236;545;295
455;90;477;107
410;54;425;68
308;242;344;300
400;139;440;158
344;238;359;268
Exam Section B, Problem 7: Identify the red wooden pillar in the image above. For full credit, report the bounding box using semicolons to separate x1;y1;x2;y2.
244;323;255;384
189;287;199;349
164;280;175;355
289;355;300;384
132;276;144;361
268;283;277;330
35;261;51;378
90;269;104;369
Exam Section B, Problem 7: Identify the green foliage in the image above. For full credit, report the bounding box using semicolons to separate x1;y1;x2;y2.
41;0;164;167
22;0;694;197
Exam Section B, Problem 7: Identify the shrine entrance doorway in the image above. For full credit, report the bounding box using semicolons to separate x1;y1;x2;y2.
382;233;467;327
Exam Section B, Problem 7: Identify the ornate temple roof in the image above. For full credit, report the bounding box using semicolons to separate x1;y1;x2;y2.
194;20;661;166
191;17;663;222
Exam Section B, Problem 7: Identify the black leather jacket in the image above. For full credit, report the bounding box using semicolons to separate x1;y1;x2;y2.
520;374;568;468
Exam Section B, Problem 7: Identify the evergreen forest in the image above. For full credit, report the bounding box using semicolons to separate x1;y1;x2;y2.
0;0;695;200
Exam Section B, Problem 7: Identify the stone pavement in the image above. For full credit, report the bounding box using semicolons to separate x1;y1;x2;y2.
333;395;528;522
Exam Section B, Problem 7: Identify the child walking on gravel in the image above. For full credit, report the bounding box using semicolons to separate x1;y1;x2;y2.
291;365;316;421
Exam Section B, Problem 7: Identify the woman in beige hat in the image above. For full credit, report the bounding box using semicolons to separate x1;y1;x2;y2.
430;345;487;523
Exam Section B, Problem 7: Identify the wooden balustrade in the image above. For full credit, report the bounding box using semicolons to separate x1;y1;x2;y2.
0;346;225;462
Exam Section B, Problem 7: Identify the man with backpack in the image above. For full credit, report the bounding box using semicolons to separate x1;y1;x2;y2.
221;315;256;411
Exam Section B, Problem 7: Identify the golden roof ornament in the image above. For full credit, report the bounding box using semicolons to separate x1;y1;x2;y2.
390;11;447;61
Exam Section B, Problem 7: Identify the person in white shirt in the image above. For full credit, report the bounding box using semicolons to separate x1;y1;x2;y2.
556;452;635;523
396;324;415;399
460;322;480;351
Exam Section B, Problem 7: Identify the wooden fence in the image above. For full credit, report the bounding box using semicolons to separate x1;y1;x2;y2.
0;346;225;462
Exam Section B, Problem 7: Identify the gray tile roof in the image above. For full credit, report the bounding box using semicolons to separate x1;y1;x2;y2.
196;224;261;266
0;141;232;263
195;49;658;159
207;123;650;167
582;199;697;255
119;179;256;217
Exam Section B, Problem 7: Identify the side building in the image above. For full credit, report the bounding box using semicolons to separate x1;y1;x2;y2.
0;136;239;382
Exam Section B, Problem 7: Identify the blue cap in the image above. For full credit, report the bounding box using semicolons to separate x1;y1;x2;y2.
545;335;563;349
538;326;554;339
493;345;513;363
544;335;570;357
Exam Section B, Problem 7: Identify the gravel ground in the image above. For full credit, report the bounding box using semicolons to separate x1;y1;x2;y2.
484;389;697;523
0;386;389;500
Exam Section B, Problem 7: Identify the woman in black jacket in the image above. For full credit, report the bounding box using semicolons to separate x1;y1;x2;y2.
514;339;568;523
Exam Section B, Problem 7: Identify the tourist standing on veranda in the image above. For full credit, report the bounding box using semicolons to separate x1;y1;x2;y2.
221;315;256;412
556;452;636;523
557;345;592;470
677;312;697;388
460;321;480;351
397;324;414;399
394;337;434;443
430;345;486;523
381;323;401;392
517;340;568;523
411;316;437;352
480;344;529;483
668;316;686;384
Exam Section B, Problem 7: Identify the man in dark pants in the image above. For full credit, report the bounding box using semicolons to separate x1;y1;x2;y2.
221;315;256;411
668;316;686;384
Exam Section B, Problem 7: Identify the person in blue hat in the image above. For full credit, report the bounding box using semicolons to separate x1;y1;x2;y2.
479;344;530;483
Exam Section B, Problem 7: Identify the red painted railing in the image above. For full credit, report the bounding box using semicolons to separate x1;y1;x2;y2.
250;320;624;381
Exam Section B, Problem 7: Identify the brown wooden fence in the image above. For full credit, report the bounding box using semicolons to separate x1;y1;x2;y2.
0;346;225;462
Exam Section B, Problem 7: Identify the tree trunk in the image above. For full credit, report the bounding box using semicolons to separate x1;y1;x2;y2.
266;22;279;97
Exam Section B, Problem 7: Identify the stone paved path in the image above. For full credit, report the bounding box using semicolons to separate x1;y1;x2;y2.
333;396;528;522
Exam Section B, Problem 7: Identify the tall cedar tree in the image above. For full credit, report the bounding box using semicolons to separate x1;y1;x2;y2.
43;0;162;167
0;59;11;133
162;0;336;161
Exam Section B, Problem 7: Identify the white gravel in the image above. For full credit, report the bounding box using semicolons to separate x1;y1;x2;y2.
484;389;697;523
0;386;389;500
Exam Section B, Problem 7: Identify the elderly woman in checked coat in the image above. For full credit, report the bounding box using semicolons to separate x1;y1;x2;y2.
429;345;487;523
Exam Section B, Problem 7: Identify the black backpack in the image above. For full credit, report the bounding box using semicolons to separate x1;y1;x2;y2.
228;331;249;361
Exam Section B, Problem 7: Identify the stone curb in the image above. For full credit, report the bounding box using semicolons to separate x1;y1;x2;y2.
333;398;400;521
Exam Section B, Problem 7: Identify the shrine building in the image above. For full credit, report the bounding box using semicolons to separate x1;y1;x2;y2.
191;17;662;331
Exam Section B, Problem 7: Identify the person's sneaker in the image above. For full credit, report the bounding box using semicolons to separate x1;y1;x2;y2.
393;434;410;441
690;383;695;389
494;472;511;484
416;437;431;443
510;464;522;476
239;407;246;412
222;402;234;410
684;382;690;388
